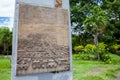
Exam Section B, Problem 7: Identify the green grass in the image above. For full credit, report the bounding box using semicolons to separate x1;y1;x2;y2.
0;56;11;80
73;54;120;80
0;54;120;80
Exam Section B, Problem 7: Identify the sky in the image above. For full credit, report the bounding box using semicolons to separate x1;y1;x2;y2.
0;0;15;30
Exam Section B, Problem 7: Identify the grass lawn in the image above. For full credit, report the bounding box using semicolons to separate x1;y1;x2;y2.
0;54;120;80
73;54;120;80
0;56;11;80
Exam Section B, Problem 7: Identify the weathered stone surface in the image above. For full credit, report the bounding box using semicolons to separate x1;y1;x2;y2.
17;4;70;75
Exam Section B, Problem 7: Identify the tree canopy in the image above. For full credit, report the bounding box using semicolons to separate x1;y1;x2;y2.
70;0;120;45
70;0;120;60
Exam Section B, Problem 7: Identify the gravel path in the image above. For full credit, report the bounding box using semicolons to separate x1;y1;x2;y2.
116;72;120;80
90;68;105;73
87;68;120;80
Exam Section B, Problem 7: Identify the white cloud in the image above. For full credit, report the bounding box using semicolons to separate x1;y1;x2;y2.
0;0;15;17
0;0;15;30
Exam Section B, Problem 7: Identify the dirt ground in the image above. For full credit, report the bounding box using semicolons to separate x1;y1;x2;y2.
116;72;120;80
89;68;120;80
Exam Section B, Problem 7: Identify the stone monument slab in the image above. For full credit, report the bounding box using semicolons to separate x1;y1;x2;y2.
17;4;70;75
12;0;72;80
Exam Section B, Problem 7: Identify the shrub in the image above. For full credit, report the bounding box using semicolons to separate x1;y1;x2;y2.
74;45;84;52
101;54;112;64
79;52;90;60
97;42;112;63
98;42;107;54
73;54;81;60
84;44;96;54
109;44;120;53
109;54;120;64
73;52;91;60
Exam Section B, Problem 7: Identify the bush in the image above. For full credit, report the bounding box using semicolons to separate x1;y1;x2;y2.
109;54;120;64
79;52;90;60
73;53;81;60
98;42;107;54
109;44;120;53
97;42;112;63
84;44;96;54
73;43;113;63
101;54;112;64
74;45;84;52
73;52;90;60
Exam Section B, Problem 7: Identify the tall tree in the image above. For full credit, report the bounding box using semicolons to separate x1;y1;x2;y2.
0;27;12;55
101;0;120;42
70;0;119;57
83;4;109;60
70;0;94;46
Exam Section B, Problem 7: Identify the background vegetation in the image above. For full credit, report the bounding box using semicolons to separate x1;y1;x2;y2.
71;0;120;80
73;54;120;80
71;0;120;63
0;27;12;55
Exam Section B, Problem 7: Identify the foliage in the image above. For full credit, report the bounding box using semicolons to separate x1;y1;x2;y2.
70;0;95;46
0;27;12;55
72;35;79;48
73;42;112;62
97;42;111;63
84;44;96;54
79;52;90;60
83;3;110;60
109;44;120;53
70;0;120;54
74;45;84;52
73;53;81;60
109;54;120;64
98;42;107;54
70;1;120;79
101;54;111;64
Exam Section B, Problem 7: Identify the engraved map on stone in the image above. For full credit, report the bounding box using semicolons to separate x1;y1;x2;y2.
16;4;70;75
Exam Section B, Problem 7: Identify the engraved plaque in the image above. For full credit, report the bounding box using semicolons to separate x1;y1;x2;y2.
16;4;70;75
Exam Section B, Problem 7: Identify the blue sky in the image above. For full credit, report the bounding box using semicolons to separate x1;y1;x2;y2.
0;0;15;30
0;17;10;26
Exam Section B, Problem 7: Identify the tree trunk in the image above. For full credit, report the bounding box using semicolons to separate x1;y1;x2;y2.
3;41;8;55
3;42;6;55
93;33;100;60
6;42;9;56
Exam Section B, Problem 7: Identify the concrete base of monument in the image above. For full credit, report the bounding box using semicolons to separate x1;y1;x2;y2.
12;71;72;80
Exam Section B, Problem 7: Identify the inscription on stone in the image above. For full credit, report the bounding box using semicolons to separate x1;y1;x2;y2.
17;4;70;75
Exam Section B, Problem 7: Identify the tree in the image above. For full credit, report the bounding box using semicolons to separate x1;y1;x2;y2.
70;0;120;59
70;0;120;44
70;0;98;46
101;0;120;44
83;4;109;60
0;27;12;55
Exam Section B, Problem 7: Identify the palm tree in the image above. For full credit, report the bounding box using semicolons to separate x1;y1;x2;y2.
83;5;109;60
